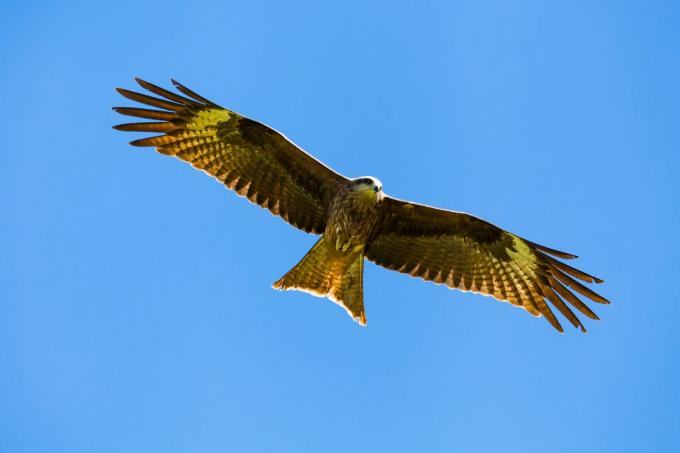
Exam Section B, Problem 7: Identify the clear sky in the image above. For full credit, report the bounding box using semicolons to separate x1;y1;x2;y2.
2;1;679;452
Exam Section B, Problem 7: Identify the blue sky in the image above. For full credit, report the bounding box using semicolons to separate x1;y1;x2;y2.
2;0;679;451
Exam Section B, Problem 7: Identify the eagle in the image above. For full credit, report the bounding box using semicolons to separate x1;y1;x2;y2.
113;78;609;333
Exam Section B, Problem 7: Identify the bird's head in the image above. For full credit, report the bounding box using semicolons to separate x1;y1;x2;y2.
351;176;383;196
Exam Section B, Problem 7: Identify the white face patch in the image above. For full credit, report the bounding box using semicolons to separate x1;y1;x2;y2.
352;176;382;192
371;177;383;190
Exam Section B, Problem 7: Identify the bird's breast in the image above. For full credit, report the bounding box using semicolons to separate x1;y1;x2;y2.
325;190;381;252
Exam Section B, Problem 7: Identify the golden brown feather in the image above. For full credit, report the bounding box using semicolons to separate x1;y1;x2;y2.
365;197;609;332
113;78;348;234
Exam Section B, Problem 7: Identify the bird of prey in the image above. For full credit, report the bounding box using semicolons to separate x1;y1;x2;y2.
113;78;610;333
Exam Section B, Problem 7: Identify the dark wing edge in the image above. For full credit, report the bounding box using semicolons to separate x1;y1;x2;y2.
113;78;348;234
366;196;610;333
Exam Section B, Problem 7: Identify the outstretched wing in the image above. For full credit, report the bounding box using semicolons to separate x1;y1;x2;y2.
113;78;348;234
366;197;609;332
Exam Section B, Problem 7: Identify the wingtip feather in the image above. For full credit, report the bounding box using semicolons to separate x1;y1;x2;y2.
113;122;176;132
170;79;219;106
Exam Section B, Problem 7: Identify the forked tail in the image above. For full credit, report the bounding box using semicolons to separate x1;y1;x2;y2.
272;237;366;325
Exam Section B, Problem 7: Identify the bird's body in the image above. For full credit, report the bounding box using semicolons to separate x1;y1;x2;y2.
326;178;383;252
274;177;383;324
114;79;610;333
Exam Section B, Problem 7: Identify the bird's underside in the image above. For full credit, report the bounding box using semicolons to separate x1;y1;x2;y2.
114;78;610;333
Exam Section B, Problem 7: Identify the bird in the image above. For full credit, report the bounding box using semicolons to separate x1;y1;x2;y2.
113;78;610;333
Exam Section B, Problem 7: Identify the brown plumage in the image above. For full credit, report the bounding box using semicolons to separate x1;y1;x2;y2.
114;78;610;333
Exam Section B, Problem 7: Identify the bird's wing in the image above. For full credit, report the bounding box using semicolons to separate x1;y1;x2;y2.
366;196;609;332
114;79;348;234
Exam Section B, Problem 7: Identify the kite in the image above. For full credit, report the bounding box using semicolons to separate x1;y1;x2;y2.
113;78;610;332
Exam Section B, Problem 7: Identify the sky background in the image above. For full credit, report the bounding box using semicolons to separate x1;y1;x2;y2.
2;1;679;452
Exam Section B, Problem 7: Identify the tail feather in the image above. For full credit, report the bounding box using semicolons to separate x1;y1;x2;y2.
273;237;366;325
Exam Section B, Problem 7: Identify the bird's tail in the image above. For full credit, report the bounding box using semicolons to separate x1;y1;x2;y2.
272;237;366;325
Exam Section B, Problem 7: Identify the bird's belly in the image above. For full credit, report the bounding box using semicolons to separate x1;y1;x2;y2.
326;208;379;253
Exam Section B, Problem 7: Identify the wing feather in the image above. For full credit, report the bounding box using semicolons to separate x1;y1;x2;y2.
116;87;185;111
114;78;348;234
113;122;178;133
113;107;176;121
366;197;609;332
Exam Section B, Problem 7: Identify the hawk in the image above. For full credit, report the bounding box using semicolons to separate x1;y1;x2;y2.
113;78;610;333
